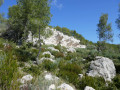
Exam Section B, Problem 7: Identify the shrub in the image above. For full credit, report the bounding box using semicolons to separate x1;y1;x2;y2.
23;65;41;76
57;61;82;86
15;48;31;62
86;50;98;61
54;45;61;51
113;75;120;89
44;54;51;58
0;51;20;89
41;60;57;72
26;42;33;48
114;63;120;74
53;52;64;58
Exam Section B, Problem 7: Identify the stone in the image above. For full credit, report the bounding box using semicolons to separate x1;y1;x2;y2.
57;83;74;90
48;47;59;52
49;84;56;90
67;47;76;53
84;86;95;90
87;56;116;81
45;73;53;80
44;73;59;81
20;75;33;84
78;74;83;79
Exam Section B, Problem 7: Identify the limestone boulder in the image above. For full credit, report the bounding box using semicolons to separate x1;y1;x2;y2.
87;56;116;81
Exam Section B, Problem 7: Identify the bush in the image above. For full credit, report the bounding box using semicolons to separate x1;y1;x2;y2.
15;48;31;62
44;54;51;58
113;75;120;89
53;52;64;58
57;61;82;86
115;63;120;74
86;50;98;61
0;51;20;89
41;60;57;72
23;65;41;76
26;42;33;48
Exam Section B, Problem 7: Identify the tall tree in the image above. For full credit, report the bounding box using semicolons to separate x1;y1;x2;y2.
97;14;113;51
7;0;52;42
0;0;4;6
97;14;113;42
116;4;120;37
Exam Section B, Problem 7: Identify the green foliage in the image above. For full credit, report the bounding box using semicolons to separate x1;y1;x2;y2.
15;48;31;62
0;0;4;6
6;0;52;43
78;76;117;90
23;65;41;76
41;60;57;72
44;54;51;58
113;75;120;89
86;50;98;61
54;52;64;58
57;60;82;86
54;26;91;45
114;63;120;74
76;48;98;61
97;14;113;42
116;4;120;31
0;51;20;90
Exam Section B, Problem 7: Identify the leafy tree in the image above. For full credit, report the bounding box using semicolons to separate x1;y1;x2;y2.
0;0;5;24
97;14;113;42
0;0;4;6
97;14;113;51
116;4;120;33
7;0;52;43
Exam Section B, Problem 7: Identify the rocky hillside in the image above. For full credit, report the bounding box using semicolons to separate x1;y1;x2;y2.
0;27;120;90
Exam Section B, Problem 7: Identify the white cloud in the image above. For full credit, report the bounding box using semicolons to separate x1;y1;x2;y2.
52;0;63;9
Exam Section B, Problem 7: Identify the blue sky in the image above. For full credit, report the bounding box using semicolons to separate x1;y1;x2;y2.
0;0;120;44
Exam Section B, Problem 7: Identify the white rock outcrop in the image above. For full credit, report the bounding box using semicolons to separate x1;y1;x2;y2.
43;27;86;48
84;86;95;90
20;75;33;84
87;56;116;81
27;27;86;48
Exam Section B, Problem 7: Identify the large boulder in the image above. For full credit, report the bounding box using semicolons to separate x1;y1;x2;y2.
87;56;116;81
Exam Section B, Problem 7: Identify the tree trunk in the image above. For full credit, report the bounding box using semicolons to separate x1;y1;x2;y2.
36;25;41;64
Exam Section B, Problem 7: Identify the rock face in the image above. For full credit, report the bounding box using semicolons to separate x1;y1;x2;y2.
87;56;116;81
43;27;86;48
27;27;86;48
84;86;95;90
57;83;74;90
